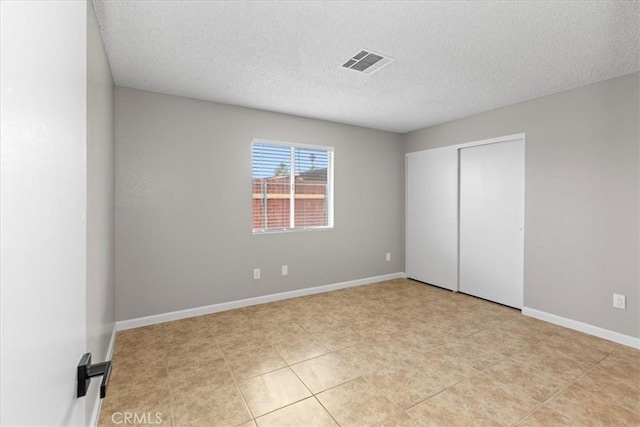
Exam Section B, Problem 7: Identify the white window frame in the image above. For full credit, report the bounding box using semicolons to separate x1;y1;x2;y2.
252;139;334;234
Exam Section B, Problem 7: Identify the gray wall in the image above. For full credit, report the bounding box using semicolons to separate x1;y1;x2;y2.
115;88;404;321
86;0;115;421
404;72;639;338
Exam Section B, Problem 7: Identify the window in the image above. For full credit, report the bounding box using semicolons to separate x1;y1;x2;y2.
252;140;334;233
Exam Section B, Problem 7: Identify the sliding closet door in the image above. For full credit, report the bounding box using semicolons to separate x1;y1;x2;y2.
406;148;458;291
459;139;524;308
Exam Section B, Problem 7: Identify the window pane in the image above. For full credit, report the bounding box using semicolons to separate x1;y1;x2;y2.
252;144;291;230
294;147;329;228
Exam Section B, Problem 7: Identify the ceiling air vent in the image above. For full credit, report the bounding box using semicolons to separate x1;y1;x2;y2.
341;50;395;75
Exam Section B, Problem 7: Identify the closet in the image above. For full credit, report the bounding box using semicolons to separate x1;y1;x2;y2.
406;134;525;309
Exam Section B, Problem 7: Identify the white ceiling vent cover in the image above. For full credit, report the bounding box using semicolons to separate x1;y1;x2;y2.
341;50;395;75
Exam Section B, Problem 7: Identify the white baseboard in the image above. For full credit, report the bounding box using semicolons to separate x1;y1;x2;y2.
90;323;118;427
522;306;640;349
106;323;117;359
116;272;406;331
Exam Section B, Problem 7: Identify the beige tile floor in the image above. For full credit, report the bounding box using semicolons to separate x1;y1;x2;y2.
99;279;640;426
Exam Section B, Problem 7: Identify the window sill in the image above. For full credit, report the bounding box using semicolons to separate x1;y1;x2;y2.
252;226;333;235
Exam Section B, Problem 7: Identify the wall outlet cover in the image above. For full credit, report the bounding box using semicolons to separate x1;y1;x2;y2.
253;268;260;280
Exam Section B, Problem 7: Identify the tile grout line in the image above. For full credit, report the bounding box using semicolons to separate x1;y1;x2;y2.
311;394;342;427
506;342;621;426
204;315;258;426
242;353;317;423
400;368;509;426
161;325;177;427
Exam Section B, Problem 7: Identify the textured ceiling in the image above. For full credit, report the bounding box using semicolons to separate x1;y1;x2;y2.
93;1;639;133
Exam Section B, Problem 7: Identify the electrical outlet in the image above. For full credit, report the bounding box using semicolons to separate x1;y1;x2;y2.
386;252;391;262
613;293;626;309
253;268;260;280
281;265;288;276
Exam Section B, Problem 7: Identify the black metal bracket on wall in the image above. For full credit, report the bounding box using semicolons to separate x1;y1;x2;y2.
77;353;112;399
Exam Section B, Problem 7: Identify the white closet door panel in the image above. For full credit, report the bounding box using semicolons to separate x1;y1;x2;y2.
459;139;524;308
406;148;458;291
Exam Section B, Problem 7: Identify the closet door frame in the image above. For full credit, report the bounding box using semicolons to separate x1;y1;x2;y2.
405;133;525;305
